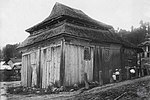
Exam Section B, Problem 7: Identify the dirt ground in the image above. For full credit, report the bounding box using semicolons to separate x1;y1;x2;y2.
1;76;150;100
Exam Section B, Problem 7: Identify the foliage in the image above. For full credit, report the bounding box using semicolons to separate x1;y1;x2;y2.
2;43;21;61
0;49;2;60
117;20;150;46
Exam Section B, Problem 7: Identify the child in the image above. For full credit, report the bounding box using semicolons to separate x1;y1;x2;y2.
115;69;120;82
112;73;116;82
130;68;135;79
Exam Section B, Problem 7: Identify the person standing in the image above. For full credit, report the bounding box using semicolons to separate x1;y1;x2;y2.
130;68;135;79
112;73;116;82
115;69;120;82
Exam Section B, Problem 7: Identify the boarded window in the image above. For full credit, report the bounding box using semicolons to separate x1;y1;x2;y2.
84;47;91;60
103;48;111;62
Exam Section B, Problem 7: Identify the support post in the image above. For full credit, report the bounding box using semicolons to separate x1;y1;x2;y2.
60;39;65;87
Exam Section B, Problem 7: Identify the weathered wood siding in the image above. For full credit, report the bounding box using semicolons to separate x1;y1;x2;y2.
21;50;39;87
64;43;94;86
41;45;61;88
101;45;121;84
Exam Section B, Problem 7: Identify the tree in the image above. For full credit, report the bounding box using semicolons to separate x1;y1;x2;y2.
117;20;148;46
2;43;21;61
0;49;2;60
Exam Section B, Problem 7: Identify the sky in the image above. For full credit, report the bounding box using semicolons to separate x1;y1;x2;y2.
0;0;150;48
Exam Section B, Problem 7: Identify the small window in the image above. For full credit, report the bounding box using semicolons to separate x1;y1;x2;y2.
84;47;91;60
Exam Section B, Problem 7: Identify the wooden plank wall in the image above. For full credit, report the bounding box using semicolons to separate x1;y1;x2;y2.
21;55;26;86
100;45;121;84
27;55;32;87
93;46;102;82
65;43;94;86
41;46;61;88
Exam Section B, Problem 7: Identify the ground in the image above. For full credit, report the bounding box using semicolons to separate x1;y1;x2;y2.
1;76;150;100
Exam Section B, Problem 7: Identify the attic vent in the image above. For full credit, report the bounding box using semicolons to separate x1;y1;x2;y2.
84;47;91;60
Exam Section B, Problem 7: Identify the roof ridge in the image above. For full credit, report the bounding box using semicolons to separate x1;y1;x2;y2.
26;2;113;33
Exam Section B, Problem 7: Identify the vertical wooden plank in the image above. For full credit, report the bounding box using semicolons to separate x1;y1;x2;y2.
90;48;94;82
24;56;26;86
74;46;78;84
45;49;47;88
54;47;56;84
82;46;85;83
126;67;130;79
46;62;49;88
65;44;70;86
21;56;25;86
109;69;113;83
77;46;80;84
93;46;99;82
78;46;82;84
27;55;30;87
70;45;74;85
39;48;42;88
36;49;40;88
29;54;32;87
25;55;27;86
41;50;45;88
60;40;65;86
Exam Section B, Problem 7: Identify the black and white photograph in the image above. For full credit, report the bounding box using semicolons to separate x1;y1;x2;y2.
0;0;150;100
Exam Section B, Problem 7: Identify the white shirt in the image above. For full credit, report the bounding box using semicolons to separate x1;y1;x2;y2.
112;74;116;80
130;69;135;73
115;71;120;75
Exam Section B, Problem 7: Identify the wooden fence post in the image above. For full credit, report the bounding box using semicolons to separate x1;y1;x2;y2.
99;71;103;85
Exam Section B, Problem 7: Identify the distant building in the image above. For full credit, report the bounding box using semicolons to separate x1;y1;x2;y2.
138;34;150;75
7;58;22;69
0;61;11;70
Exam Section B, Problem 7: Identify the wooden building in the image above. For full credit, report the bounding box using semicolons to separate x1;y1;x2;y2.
18;3;142;88
138;34;150;76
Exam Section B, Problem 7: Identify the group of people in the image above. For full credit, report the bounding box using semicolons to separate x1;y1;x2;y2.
112;67;136;82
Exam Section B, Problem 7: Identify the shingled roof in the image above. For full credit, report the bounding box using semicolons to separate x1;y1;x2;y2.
26;2;113;33
19;2;138;49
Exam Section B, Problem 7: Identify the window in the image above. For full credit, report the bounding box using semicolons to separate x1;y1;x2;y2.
84;47;91;60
